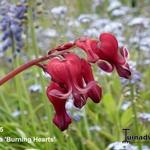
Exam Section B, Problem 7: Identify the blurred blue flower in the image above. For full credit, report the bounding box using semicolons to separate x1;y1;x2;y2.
121;101;131;111
51;6;67;18
138;112;150;123
108;142;136;150
72;113;81;122
28;84;42;93
120;69;142;86
89;125;101;132
0;0;27;55
107;141;149;150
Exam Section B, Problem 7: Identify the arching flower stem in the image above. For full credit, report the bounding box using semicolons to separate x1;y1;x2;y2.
0;55;49;86
0;48;74;86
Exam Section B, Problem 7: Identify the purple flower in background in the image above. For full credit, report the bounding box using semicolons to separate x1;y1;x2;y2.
120;69;142;86
14;3;27;20
138;112;150;123
0;0;27;56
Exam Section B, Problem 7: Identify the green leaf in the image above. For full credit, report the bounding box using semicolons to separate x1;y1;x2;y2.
121;108;133;128
102;93;117;122
85;140;100;150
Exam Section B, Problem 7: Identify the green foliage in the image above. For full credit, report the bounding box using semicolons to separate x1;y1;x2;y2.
0;0;150;150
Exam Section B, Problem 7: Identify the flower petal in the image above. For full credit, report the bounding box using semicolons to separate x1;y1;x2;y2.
64;53;82;81
75;37;99;62
81;59;102;103
120;46;129;59
114;46;129;65
47;82;71;131
64;53;96;94
97;60;114;73
74;80;97;94
99;33;118;52
116;63;131;79
81;59;94;82
99;33;118;58
47;57;71;87
73;93;87;108
88;84;102;103
48;87;72;99
53;112;71;131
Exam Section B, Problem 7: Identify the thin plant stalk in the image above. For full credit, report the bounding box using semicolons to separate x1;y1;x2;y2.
130;83;142;150
28;3;54;149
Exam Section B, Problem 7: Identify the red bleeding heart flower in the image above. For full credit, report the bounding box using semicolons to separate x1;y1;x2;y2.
75;37;99;63
46;53;102;130
0;31;131;132
47;82;72;131
75;33;131;79
81;59;102;103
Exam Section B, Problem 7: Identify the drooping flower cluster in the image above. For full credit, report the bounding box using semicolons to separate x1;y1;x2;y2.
0;0;27;56
46;53;102;130
0;32;131;131
75;33;131;78
44;32;131;131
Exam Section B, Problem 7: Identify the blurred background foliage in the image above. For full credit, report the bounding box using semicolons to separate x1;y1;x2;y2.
0;0;150;149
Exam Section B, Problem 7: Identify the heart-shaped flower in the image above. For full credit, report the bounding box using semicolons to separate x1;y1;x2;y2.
75;33;131;79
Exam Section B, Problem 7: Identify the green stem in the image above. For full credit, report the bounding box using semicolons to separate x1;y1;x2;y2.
20;66;37;135
28;2;54;149
14;57;27;130
130;83;142;150
0;93;11;114
11;25;27;130
83;108;91;139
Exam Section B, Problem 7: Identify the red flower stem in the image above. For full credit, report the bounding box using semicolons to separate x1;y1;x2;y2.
0;55;49;86
0;45;76;86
